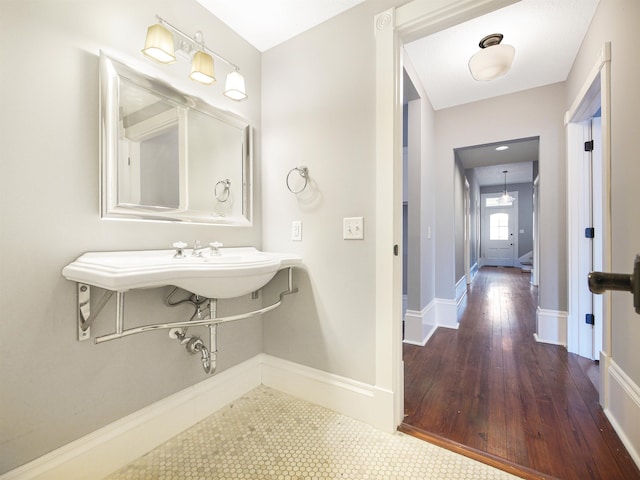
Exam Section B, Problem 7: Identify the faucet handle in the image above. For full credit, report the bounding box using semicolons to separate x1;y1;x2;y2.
173;241;187;258
210;241;223;255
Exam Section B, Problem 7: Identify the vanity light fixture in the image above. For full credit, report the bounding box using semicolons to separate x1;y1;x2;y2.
141;23;176;64
142;15;247;99
468;34;515;82
190;50;216;85
224;70;248;101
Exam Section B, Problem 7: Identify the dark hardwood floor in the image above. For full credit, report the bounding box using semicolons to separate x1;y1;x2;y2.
401;267;640;480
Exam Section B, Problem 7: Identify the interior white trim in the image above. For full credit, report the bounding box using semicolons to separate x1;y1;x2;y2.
565;43;611;125
479;191;519;268
604;358;640;469
261;354;395;432
565;42;613;365
375;0;518;430
403;300;437;346
435;298;459;330
455;275;467;305
534;307;568;346
1;354;399;479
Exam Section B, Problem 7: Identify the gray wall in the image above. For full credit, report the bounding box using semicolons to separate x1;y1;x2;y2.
0;0;262;473
434;83;567;310
4;0;637;475
405;91;437;312
566;0;640;385
260;0;406;384
480;182;534;258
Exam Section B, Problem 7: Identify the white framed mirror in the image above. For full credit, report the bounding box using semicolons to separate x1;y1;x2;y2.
99;52;252;225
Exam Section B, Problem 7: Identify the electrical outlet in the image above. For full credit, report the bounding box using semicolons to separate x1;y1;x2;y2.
343;217;364;240
291;220;302;241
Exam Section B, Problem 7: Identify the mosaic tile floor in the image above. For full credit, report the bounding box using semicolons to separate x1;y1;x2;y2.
106;387;520;479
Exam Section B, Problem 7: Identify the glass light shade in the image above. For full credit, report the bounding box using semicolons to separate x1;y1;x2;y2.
141;24;176;64
224;71;248;101
468;44;515;81
189;51;216;85
497;192;515;206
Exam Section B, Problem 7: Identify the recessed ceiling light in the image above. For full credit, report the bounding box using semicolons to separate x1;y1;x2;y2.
495;145;509;151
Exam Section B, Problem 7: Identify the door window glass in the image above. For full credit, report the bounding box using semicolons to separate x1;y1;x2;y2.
489;213;509;240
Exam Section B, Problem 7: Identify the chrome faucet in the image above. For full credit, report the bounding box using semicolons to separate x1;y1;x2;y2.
190;240;224;257
210;241;223;255
191;240;209;257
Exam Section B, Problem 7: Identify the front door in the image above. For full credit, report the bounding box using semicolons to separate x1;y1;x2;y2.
481;193;518;267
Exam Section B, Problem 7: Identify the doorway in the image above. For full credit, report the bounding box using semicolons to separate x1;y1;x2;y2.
567;86;606;362
480;192;518;267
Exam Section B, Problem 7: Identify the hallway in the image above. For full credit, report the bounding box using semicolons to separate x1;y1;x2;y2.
401;268;640;480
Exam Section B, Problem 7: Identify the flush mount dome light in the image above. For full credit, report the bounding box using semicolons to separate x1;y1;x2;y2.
468;33;515;81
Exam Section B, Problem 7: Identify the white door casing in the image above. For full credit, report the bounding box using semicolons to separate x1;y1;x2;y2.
374;0;521;430
481;192;519;267
566;44;610;366
565;43;611;406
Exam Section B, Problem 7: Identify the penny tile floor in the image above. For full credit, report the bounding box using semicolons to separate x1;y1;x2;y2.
106;387;520;479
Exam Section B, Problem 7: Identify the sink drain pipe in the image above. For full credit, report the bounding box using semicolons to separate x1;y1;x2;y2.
171;298;219;375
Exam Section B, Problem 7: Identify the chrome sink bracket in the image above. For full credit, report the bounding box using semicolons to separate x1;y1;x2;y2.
77;283;114;341
93;266;300;344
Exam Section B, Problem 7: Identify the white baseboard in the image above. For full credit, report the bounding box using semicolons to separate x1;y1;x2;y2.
434;298;459;330
2;354;397;479
0;358;263;480
403;300;437;346
455;276;467;305
260;354;395;432
470;263;478;280
604;358;640;469
534;307;567;346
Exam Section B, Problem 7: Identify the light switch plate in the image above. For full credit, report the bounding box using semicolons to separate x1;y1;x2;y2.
343;217;364;240
291;220;302;241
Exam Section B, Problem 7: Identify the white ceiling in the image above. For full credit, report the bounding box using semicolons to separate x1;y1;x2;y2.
456;138;538;186
197;0;599;186
196;0;366;52
474;161;533;187
404;0;600;110
197;0;599;109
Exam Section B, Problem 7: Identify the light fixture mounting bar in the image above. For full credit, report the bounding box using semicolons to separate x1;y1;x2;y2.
155;15;240;72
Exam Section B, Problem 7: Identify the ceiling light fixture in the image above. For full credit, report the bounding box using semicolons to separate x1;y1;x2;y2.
468;34;515;82
142;15;247;100
498;170;515;205
495;145;509;151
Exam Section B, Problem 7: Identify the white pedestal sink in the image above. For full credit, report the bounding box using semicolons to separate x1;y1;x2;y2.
62;247;302;298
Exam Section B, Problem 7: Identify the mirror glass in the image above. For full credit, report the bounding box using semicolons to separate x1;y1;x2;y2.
100;53;252;225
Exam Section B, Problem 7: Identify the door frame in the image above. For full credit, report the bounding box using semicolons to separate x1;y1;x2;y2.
480;192;519;268
374;0;520;430
464;178;471;283
565;43;612;401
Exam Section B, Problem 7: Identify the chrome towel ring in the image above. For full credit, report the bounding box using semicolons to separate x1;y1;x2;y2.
215;179;231;202
286;166;309;194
